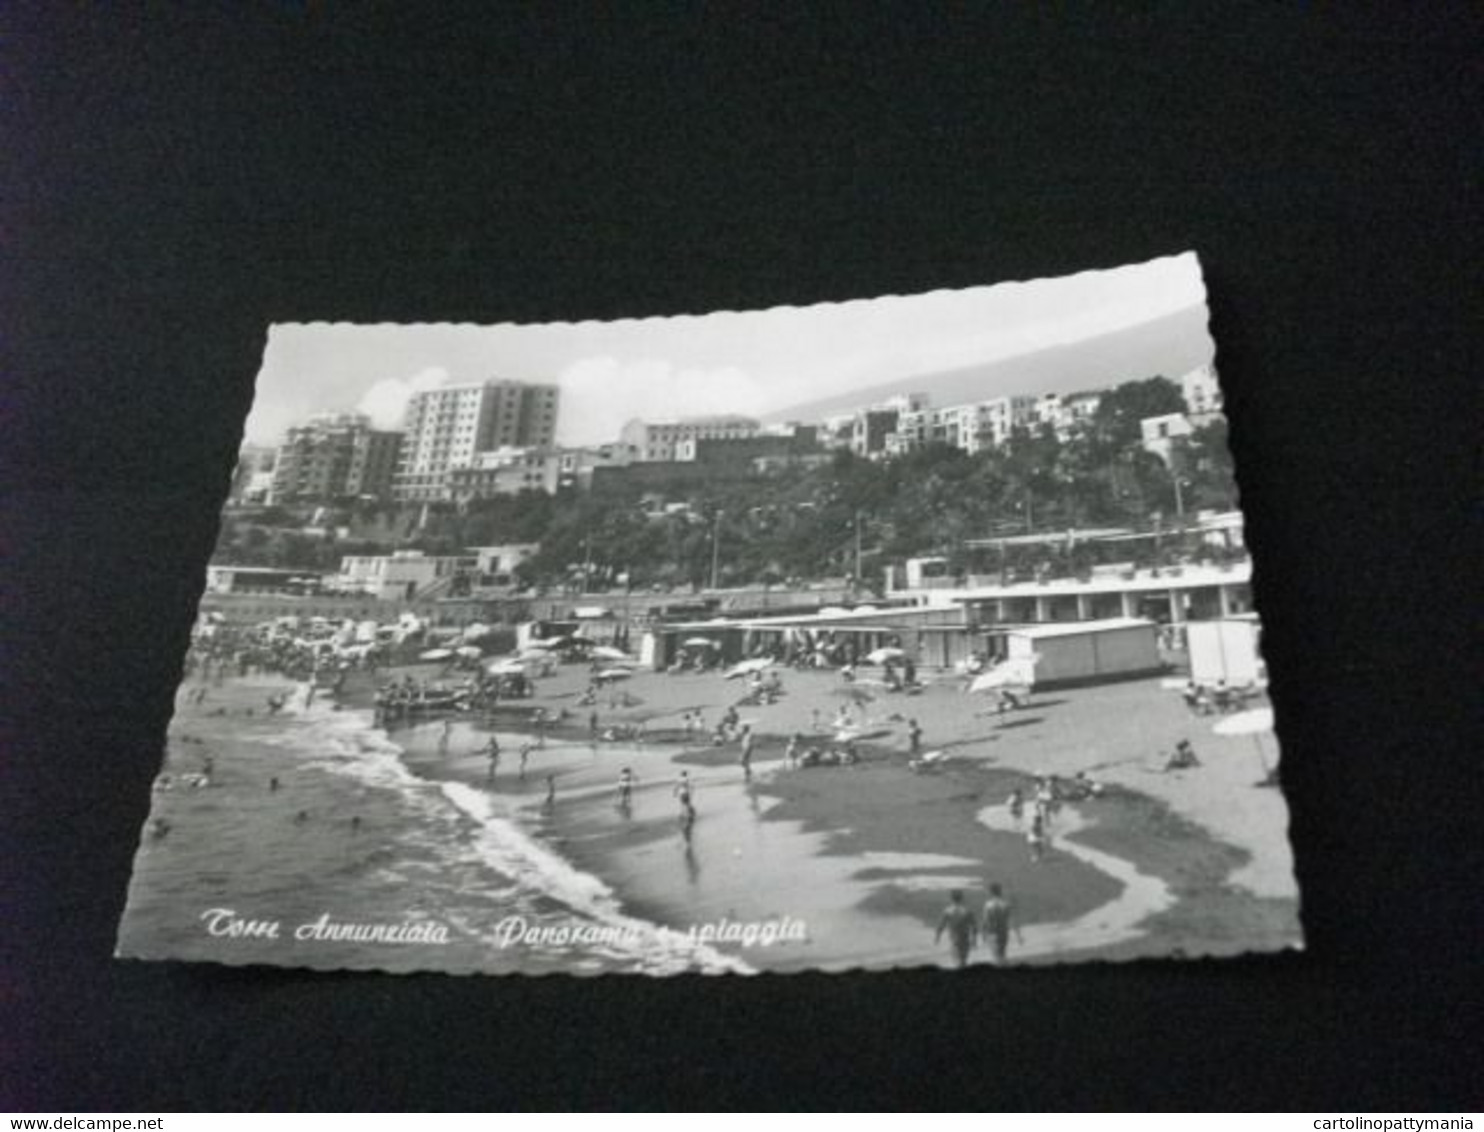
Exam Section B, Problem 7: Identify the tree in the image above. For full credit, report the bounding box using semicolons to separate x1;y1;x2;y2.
1089;377;1186;449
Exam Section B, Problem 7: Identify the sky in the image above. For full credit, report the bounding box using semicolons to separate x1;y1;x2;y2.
242;252;1212;449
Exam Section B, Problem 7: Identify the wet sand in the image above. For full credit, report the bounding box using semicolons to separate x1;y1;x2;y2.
356;657;1301;968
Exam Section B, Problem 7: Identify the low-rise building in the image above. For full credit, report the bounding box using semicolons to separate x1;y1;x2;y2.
445;444;637;502
471;544;540;586
851;408;901;457
1140;412;1194;464
889;395;1036;455
336;550;478;602
1032;391;1103;440
205;565;306;595
618;415;760;462
1179;364;1223;417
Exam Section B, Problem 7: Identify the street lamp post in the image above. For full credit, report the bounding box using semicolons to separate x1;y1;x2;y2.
1170;439;1189;527
709;509;723;591
853;509;864;590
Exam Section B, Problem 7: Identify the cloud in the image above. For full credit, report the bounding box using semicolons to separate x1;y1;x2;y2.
355;366;450;429
555;357;767;446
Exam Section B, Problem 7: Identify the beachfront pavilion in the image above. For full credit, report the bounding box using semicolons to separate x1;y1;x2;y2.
912;559;1255;631
647;604;984;672
645;558;1255;673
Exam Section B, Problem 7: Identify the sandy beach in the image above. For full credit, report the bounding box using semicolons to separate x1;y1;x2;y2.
118;650;1300;975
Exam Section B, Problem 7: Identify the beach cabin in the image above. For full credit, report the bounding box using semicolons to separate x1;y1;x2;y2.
998;618;1163;688
1186;615;1265;687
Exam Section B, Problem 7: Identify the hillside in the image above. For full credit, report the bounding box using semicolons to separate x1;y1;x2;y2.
765;304;1214;422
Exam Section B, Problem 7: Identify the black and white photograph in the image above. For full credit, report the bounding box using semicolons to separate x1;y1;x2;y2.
8;6;1477;1111
115;252;1301;975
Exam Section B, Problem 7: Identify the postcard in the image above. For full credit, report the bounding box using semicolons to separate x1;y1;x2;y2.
116;252;1300;974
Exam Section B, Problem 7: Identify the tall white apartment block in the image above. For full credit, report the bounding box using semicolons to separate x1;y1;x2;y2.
393;380;560;502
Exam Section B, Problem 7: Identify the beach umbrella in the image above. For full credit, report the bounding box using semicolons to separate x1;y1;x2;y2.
865;646;906;665
1212;706;1274;736
969;658;1037;695
591;646;630;661
418;648;453;662
593;667;633;683
1212;707;1279;780
724;658;772;679
682;637;719;649
485;657;527;675
969;669;1020;694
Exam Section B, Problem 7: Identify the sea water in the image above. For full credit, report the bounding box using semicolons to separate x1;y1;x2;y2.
116;679;745;976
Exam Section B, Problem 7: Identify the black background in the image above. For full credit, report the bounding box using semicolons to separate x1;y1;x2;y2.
3;7;1479;1112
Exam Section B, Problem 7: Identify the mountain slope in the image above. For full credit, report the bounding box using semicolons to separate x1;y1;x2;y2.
766;305;1214;422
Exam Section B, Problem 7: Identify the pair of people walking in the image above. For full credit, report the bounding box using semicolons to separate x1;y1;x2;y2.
934;884;1024;968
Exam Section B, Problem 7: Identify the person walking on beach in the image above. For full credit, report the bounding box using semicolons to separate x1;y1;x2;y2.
1034;777;1055;829
907;718;923;758
438;718;452;755
785;733;801;769
543;774;556;811
617;767;637;810
935;890;978;969
981;883;1022;965
739;725;755;782
1028;812;1048;863
485;736;501;784
1007;788;1024;825
673;771;696;829
518;743;532;781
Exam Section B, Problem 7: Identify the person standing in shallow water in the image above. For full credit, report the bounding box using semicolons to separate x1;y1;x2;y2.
617;767;637;810
935;890;978;968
